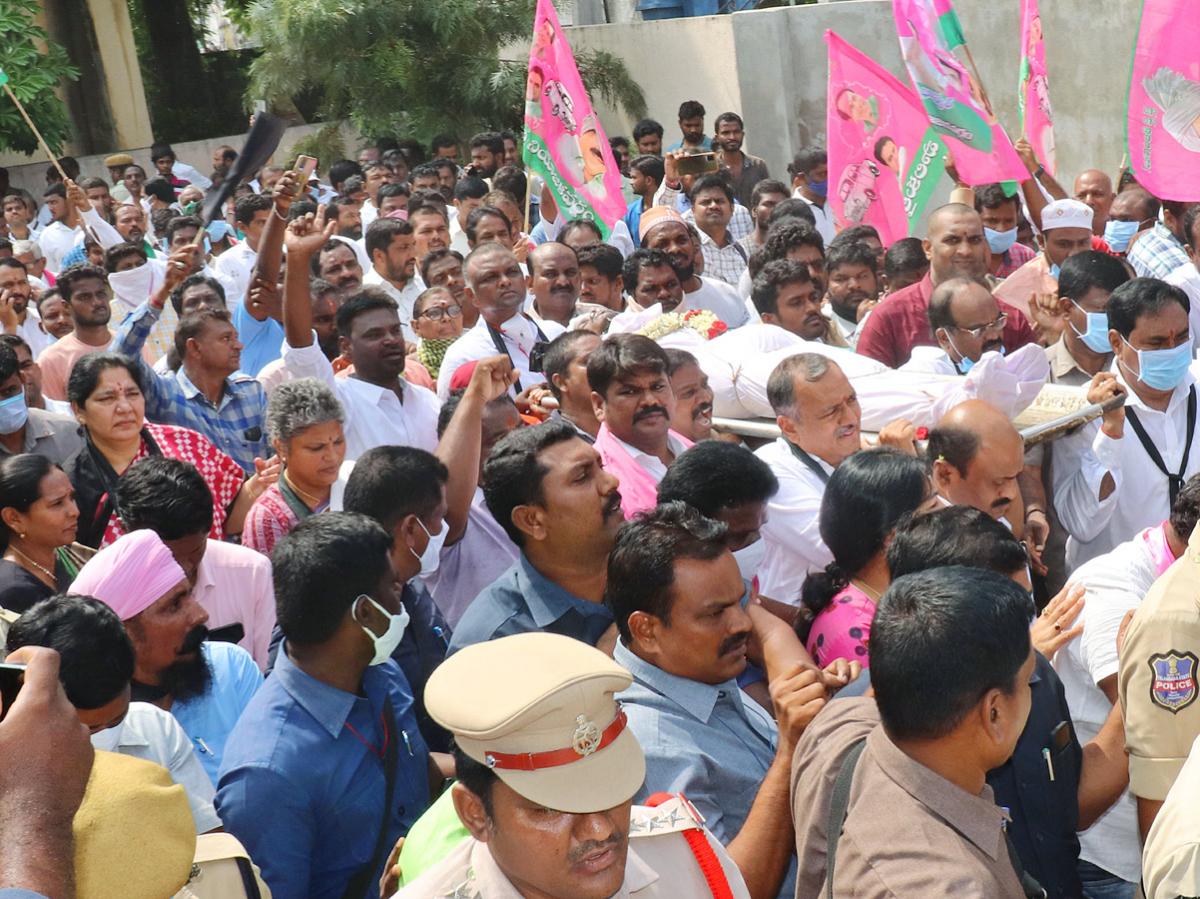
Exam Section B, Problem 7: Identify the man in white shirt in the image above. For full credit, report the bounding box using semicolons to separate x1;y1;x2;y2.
362;217;422;342
37;180;123;275
283;210;439;459
1164;205;1200;351
438;244;564;399
0;257;52;359
639;209;749;327
1054;278;1200;569
212;195;272;308
787;147;835;246
927;400;1025;525
1053;476;1200;894
358;161;394;231
6;594;221;834
901;277;1006;376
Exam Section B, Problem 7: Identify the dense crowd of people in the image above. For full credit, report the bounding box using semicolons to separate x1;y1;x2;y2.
1;96;1200;899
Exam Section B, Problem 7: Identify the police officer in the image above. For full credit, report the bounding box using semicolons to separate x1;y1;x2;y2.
394;631;751;898
1118;519;1200;841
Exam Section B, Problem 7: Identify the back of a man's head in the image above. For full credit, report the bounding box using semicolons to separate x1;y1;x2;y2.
1170;473;1200;544
886;505;1028;579
871;566;1032;740
272;512;393;646
657;442;778;518
117;456;214;540
7;594;134;710
343;445;448;533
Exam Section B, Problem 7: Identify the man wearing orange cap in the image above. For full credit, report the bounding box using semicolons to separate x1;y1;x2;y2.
396;631;751;898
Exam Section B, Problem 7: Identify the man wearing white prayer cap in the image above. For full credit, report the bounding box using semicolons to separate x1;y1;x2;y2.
995;198;1095;318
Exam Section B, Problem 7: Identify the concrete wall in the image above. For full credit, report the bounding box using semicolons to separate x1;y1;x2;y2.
569;0;1142;210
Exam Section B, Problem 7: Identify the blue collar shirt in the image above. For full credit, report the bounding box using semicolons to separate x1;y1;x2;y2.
447;553;613;654
215;648;430;899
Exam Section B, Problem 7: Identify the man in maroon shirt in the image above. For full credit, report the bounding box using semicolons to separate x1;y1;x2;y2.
857;204;1038;368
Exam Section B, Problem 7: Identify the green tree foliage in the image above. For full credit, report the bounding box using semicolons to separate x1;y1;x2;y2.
0;0;80;155
244;0;646;144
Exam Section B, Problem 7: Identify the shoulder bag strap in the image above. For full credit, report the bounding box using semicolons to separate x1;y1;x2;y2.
824;737;867;899
788;441;832;485
485;323;523;393
1124;385;1196;506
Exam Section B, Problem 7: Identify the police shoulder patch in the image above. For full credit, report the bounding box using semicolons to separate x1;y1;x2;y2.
1148;651;1200;714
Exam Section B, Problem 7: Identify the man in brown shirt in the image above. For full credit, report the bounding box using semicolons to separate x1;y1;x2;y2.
791;566;1036;898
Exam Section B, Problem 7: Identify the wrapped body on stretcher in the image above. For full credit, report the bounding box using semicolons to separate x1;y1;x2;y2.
656;322;1052;430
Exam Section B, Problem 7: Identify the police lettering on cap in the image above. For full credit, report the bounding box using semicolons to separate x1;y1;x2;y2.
424;632;645;814
1040;198;1094;233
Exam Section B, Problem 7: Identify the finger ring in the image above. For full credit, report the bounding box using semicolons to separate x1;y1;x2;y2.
1054;624;1061;632
172;261;185;269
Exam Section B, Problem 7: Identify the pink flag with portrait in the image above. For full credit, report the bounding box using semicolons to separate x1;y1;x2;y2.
1018;0;1055;174
825;30;947;244
892;0;1027;185
522;0;626;237
1127;0;1200;201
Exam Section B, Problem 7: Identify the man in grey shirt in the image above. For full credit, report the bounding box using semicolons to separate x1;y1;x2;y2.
0;341;81;465
605;501;828;899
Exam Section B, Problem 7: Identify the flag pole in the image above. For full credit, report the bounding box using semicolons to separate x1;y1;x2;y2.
0;81;68;183
523;166;534;235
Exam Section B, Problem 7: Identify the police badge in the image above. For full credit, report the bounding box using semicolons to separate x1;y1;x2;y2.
1148;651;1200;713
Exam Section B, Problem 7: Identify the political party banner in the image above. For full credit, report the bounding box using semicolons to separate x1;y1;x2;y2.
825;30;947;243
1018;0;1056;174
522;0;626;237
1127;0;1200;201
892;0;1028;185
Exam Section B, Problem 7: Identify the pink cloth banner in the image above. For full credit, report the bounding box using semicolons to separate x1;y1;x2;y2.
892;0;1028;185
1127;0;1200;201
825;30;947;244
522;0;626;237
1018;0;1056;174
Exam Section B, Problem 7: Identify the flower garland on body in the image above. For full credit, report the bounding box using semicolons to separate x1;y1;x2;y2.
637;309;728;341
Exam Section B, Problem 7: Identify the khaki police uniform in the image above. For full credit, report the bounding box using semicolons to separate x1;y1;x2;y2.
395;632;750;899
1141;734;1200;899
1118;523;1200;802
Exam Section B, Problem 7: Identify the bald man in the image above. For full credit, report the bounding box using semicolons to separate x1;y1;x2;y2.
1074;170;1116;238
856;204;1038;367
902;277;1003;375
1106;187;1160;255
925;400;1048;563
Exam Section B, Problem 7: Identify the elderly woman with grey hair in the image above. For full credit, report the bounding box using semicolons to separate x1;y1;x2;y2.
241;378;346;557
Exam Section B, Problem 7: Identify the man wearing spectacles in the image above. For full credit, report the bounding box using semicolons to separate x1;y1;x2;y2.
902;276;1006;375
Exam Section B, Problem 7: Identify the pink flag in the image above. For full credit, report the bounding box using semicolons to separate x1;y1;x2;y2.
825;30;947;244
892;0;1028;185
1018;0;1055;174
1127;0;1200;201
522;0;626;237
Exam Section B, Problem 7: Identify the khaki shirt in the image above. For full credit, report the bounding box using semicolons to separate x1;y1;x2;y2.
1142;734;1200;899
1118;523;1200;801
394;797;750;898
791;698;1025;898
1044;337;1111;388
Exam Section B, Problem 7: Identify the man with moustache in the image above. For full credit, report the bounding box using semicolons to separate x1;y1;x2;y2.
606;502;830;899
751;260;842;345
0;257;53;359
665;348;714;442
527;242;586;327
363;217;421;342
590;334;693;519
901;277;1006;375
927;400;1027;528
640;208;749;327
823;240;879;348
69;528;263;783
448;419;625;652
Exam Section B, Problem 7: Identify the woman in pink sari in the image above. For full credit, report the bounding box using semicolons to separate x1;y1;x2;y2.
243;378;346;557
798;448;938;668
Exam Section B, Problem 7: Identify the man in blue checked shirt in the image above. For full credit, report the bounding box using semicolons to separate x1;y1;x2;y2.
111;246;270;474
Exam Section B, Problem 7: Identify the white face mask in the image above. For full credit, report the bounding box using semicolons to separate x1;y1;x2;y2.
412;518;449;577
106;260;161;310
732;539;767;582
353;594;410;666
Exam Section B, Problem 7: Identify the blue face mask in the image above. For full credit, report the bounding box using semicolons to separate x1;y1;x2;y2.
0;392;28;435
984;226;1018;254
1104;219;1139;253
807;179;828;198
1049;262;1061;279
1121;336;1193;392
946;333;1004;374
1069;300;1112;354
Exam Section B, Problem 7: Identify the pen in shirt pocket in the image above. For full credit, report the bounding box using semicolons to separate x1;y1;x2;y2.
401;729;413;756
